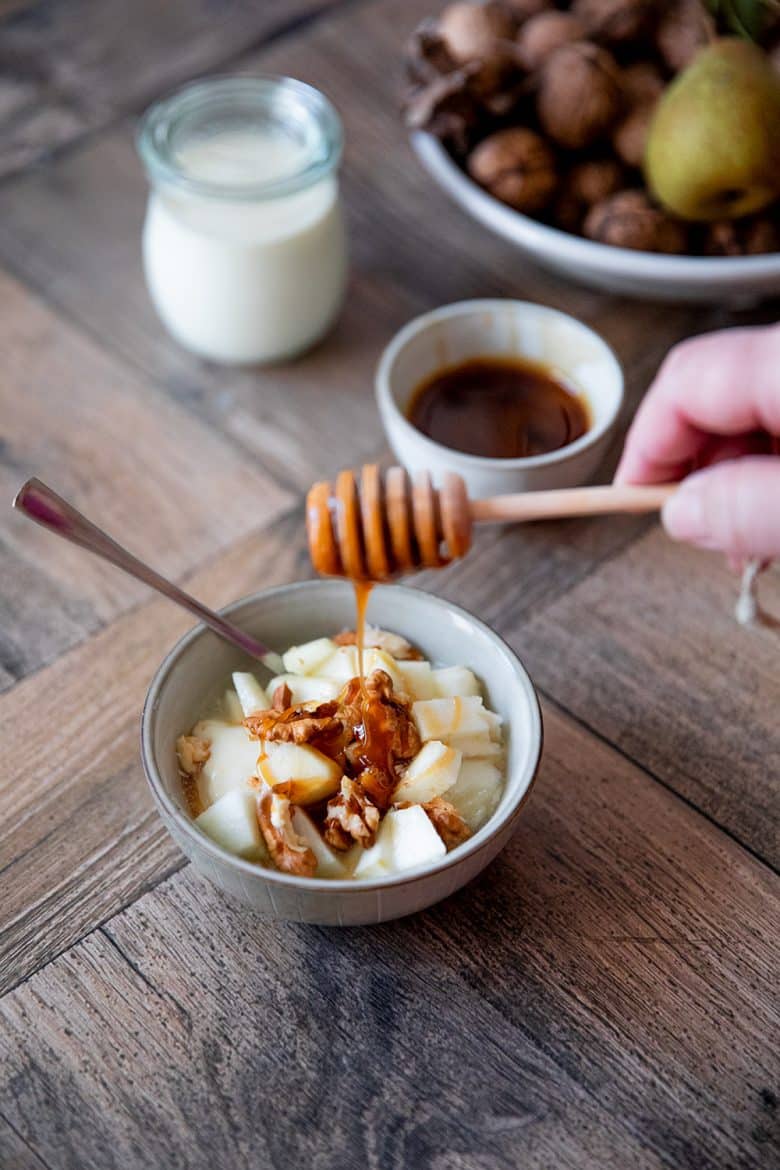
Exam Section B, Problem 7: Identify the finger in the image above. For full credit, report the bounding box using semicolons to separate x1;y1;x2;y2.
662;456;780;561
616;323;780;485
695;431;775;470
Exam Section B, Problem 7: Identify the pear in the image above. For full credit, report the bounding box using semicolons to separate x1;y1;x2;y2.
645;38;780;221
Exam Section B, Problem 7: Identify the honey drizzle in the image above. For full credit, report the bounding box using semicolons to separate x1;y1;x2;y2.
353;577;373;683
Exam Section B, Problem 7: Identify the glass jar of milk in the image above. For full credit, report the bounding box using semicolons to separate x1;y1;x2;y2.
137;77;346;365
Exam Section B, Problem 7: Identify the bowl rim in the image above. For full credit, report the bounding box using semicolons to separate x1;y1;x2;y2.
375;297;624;471
140;579;543;892
412;131;780;281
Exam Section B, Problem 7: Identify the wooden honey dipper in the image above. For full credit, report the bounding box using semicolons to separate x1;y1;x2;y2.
306;465;676;579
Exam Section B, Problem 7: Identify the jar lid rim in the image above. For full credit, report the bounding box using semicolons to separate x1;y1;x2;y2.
136;75;343;200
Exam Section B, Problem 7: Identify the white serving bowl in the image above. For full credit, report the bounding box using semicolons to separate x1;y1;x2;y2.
376;298;623;496
141;580;542;925
413;132;780;306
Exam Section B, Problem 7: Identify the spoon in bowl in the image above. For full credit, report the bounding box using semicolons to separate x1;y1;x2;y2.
13;477;284;673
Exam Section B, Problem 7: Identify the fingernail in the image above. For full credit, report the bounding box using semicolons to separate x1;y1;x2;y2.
662;477;714;548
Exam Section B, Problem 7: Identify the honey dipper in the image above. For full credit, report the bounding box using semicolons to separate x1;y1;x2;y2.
306;465;675;579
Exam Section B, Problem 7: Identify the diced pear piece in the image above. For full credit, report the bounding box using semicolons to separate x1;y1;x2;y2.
318;644;360;681
483;709;503;742
222;688;245;725
393;740;462;804
266;673;341;704
397;660;438;701
447;732;503;759
354;805;446;879
412;696;490;741
282;637;337;676
193;719;260;805
232;671;269;717
432;666;481;698
362;647;404;691
447;759;503;831
195;788;267;861
257;741;341;805
291;808;348;878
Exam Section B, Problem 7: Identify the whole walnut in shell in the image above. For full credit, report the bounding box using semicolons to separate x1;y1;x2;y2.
439;1;517;63
468;126;558;212
537;41;624;150
656;0;714;73
516;10;586;69
554;157;625;231
620;61;665;107
573;0;655;46
612;101;655;167
584;189;688;253
705;215;780;256
504;0;551;20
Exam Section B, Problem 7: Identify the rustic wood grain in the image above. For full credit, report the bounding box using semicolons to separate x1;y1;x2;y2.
0;1115;51;1170
518;528;780;868
0;2;778;1167
1;703;777;1170
0;0;347;176
0;509;313;996
0;269;292;682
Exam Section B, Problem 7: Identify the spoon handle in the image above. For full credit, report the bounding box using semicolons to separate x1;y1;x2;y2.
13;478;283;674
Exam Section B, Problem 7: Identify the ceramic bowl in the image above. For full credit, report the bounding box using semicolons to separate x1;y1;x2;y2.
376;298;623;497
141;580;542;925
413;133;780;306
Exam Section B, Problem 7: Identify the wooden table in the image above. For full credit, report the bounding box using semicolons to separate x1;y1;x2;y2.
1;3;778;1167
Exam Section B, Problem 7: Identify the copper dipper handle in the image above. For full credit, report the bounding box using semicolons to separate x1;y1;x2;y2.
306;465;675;579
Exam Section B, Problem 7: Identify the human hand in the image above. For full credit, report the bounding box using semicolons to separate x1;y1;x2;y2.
615;323;780;563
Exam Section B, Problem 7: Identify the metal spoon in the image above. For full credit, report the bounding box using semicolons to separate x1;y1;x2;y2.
13;478;284;674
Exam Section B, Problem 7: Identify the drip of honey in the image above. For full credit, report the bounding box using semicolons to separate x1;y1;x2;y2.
353;578;373;683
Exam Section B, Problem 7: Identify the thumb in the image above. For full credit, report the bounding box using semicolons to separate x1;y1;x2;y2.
662;457;780;561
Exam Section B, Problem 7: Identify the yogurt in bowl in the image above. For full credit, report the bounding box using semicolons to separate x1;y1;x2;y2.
141;580;542;926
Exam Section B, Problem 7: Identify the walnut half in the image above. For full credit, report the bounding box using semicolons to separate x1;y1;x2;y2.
257;787;317;877
176;734;210;776
324;776;381;851
422;797;472;851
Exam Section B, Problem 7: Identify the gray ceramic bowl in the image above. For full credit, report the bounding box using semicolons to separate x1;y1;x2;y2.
141;580;542;925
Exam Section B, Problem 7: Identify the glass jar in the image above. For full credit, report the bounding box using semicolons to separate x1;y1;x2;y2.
137;76;347;365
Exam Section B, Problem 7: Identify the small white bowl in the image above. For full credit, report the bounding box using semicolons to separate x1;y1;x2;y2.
376;298;623;496
413;132;780;306
141;580;542;926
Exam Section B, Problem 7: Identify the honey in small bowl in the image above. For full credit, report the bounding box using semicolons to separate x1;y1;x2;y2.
406;354;590;459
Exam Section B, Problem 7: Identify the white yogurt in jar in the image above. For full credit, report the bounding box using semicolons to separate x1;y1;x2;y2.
138;79;347;365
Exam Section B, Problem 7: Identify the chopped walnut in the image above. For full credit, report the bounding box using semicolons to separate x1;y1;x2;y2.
324;776;381;851
176;734;210;776
272;681;292;710
332;626;424;660
257;787;317;877
421;797;472;851
245;699;343;745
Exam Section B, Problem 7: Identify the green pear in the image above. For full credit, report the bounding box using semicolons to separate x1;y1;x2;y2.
645;38;780;221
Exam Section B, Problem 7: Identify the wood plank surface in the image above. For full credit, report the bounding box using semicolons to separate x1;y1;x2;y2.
0;1117;51;1170
1;702;777;1170
518;528;780;867
0;269;292;683
0;0;346;176
0;1;778;1168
